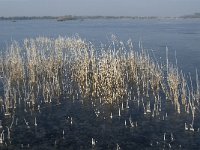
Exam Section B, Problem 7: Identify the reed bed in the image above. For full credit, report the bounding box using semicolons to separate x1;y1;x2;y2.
0;36;199;113
0;36;200;142
0;36;200;149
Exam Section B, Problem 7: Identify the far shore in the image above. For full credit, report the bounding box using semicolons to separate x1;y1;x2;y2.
1;13;200;21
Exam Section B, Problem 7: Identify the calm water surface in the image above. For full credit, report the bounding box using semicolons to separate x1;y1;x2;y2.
0;19;200;74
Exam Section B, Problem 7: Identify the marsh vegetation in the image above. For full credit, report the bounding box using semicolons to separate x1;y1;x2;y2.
0;36;200;149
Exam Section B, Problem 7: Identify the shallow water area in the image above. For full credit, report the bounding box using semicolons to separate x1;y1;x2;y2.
1;99;200;149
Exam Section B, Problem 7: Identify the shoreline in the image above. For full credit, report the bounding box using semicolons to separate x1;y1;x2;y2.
1;15;200;22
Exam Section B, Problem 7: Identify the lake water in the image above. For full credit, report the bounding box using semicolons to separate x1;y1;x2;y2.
0;18;200;75
1;18;200;149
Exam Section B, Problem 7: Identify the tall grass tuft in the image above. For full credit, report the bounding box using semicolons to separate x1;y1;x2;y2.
0;36;199;128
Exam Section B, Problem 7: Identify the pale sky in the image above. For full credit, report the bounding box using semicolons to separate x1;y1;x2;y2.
0;0;200;17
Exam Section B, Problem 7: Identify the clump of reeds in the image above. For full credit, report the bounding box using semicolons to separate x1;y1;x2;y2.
0;36;199;130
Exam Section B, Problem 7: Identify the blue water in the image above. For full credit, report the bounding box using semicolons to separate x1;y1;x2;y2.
0;18;200;74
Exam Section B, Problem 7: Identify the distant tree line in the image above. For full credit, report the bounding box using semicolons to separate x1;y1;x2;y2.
1;14;199;21
180;13;200;18
0;16;57;21
0;15;163;21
